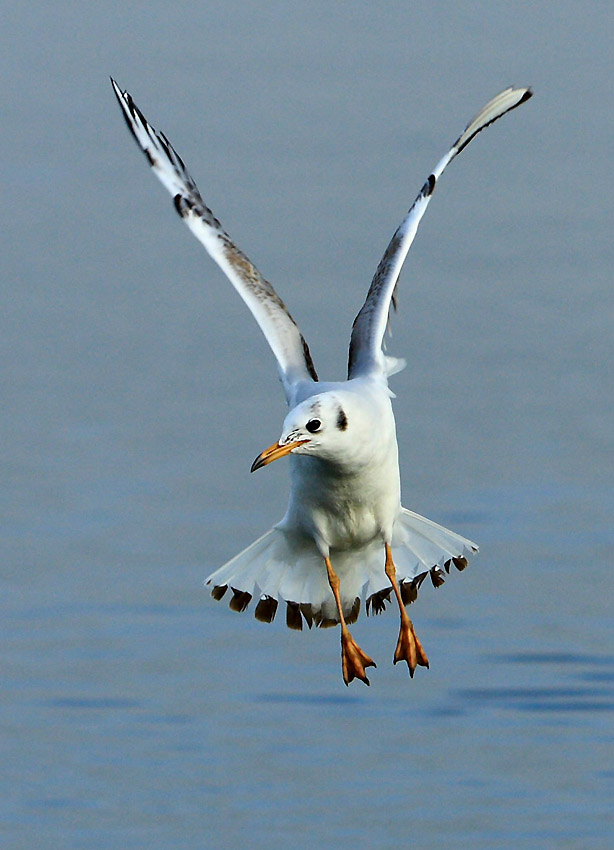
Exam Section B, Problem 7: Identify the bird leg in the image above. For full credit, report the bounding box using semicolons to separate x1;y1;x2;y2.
325;557;376;686
385;543;429;676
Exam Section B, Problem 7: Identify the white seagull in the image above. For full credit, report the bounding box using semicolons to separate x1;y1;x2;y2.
112;80;532;685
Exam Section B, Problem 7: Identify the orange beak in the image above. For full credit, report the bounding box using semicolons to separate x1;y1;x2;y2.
250;439;310;472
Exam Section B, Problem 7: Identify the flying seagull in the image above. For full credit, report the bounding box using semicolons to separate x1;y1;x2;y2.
111;79;532;685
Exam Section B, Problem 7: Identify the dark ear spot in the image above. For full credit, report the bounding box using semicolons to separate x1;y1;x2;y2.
336;408;348;431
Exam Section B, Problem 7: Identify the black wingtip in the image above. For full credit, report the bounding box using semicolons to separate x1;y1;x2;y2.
109;77;123;100
506;86;533;114
173;193;185;217
519;87;534;105
424;173;436;196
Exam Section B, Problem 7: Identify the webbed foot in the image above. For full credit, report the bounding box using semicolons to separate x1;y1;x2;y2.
341;631;376;686
393;617;429;677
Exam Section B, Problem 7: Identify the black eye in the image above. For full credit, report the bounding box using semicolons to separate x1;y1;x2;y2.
306;418;321;433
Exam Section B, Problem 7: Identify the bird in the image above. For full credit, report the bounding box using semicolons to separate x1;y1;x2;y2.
111;79;532;685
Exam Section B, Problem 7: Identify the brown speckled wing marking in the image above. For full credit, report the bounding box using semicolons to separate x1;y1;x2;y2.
111;79;318;396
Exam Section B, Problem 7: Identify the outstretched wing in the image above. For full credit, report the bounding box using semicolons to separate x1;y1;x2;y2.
111;79;318;402
348;86;532;379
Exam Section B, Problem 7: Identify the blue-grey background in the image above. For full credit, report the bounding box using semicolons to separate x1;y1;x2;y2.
2;2;613;848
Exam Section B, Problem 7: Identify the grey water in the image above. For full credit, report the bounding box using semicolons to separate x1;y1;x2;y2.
2;3;613;848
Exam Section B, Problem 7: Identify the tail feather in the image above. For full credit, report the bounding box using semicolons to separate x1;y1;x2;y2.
205;508;478;627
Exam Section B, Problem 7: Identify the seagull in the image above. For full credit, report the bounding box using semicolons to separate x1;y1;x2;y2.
111;79;532;685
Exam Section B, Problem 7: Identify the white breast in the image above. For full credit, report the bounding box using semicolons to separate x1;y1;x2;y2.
282;439;401;552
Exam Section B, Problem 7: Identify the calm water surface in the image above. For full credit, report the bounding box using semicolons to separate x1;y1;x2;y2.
2;3;613;848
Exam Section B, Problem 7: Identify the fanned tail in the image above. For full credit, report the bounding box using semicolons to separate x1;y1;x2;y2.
205;508;477;630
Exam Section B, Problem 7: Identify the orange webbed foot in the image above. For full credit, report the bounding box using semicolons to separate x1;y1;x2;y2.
393;618;429;677
341;631;376;686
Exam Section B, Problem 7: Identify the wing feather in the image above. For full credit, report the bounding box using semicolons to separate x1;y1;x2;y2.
348;86;532;379
111;79;317;401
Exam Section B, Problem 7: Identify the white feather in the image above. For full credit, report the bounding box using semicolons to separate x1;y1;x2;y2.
205;508;477;624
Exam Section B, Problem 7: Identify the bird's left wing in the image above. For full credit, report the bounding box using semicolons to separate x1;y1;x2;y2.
111;79;318;402
348;86;532;380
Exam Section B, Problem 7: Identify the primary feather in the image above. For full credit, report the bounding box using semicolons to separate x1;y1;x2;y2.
348;86;532;380
111;78;318;403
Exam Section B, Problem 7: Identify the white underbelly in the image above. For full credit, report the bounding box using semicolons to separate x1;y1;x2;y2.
310;502;383;549
283;455;401;552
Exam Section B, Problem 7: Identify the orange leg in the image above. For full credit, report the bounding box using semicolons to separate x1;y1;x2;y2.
385;543;429;677
325;557;376;686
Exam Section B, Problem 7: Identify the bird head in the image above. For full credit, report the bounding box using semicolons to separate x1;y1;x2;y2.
250;390;373;472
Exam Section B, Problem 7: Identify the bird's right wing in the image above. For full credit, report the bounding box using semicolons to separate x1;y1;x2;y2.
348;86;532;380
111;79;318;402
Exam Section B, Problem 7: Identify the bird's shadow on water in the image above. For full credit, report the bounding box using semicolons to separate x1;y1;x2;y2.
252;654;614;716
255;693;367;707
443;652;614;717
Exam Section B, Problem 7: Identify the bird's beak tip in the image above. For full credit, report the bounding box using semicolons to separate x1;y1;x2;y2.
249;455;266;473
250;439;309;472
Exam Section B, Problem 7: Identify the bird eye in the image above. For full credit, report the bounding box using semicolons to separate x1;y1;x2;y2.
306;418;321;433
